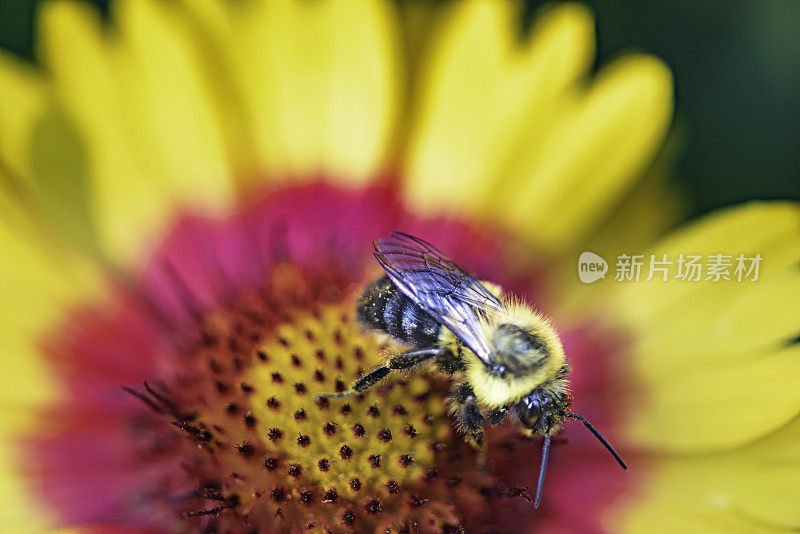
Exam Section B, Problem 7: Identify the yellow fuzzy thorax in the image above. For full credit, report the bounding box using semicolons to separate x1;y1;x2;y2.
440;288;567;408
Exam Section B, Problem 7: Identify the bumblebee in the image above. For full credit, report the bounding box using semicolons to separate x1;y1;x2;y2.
320;232;626;506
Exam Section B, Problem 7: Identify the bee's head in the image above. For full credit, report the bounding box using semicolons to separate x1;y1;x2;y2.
512;388;570;434
488;323;550;378
514;389;627;509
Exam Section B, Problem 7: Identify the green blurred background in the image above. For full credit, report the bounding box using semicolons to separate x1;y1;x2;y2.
1;0;798;217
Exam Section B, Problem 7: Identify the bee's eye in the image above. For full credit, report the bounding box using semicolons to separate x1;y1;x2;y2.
514;396;542;427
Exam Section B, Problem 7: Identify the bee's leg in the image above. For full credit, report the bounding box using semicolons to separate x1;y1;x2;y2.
448;383;488;469
316;347;448;399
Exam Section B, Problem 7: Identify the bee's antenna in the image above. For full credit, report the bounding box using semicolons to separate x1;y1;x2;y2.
565;412;627;470
534;433;550;508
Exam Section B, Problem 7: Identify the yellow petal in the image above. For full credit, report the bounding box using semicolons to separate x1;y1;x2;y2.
0;46;98;251
395;0;450;70
604;202;800;453
549;161;687;318
28;103;101;253
578;137;687;260
176;0;259;176
498;54;673;251
230;0;401;181
403;1;595;214
231;0;322;176
38;0;235;264
611;461;796;534
613;202;800;374
624;344;800;454
719;416;800;528
322;0;402;180
0;186;102;532
0;191;100;432
36;0;168;262
610;418;800;532
114;0;234;195
0;51;46;184
37;0;133;256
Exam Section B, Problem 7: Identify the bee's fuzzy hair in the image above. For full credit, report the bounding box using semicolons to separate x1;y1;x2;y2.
482;292;565;364
458;290;568;408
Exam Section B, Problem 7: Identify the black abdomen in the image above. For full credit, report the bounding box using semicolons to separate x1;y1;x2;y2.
357;276;441;347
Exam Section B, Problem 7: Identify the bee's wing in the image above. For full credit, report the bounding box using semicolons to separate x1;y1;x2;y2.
373;232;503;366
